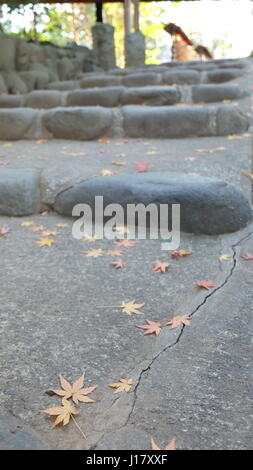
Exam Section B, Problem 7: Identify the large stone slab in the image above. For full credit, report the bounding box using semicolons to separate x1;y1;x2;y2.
121;86;180;106
54;172;252;234
122;105;214;138
0;95;24;108
0;168;41;216
192;84;248;103
25;90;62;109
206;68;244;83
80;75;121;88
0;108;37;140
216;105;249;135
42;106;113;140
67;87;124;107
163;70;200;85
0;413;49;450
122;72;161;87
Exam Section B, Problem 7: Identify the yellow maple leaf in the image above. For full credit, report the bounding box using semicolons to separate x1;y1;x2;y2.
42;230;59;237
112;161;126;166
36;237;55;247
99;169;116;176
219;254;231;261
121;300;145;315
81;248;104;258
56;223;69;228
52;374;97;405
243;172;253;180
21;221;35;227
83;236;100;243
108;378;133;394
43;398;79;427
30;225;45;232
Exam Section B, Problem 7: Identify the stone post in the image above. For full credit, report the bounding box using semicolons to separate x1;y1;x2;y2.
125;31;145;67
92;22;116;71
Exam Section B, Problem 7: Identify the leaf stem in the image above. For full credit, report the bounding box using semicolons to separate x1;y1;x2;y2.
71;414;87;440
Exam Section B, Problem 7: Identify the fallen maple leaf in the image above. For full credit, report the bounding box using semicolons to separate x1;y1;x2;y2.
56;223;69;228
43;398;79;427
115;239;137;248
21;221;35;227
171;250;192;259
107;249;124;257
42;230;59;237
196;148;214;153
121;300;145;315
241;253;253;260
243;172;253;180
97;138;110;144
112;161;126;166
30;225;45;232
99;169;117;176
219;254;231;261
36;138;48;144
152;260;170;273
113;225;130;235
197;280;216;290
134;161;149;172
110;258;127;269
136;319;162;336
215;146;227;151
0;227;10;237
151;437;176;450
108;378;133;393
81;248;104;258
228;134;241;140
166;315;191;329
36;237;55;247
84;236;100;243
52;374;97;404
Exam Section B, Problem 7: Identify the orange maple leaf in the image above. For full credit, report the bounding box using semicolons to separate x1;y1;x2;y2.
197;280;216;290
81;249;104;258
52;374;97;404
166;315;191;329
108;378;133;393
136;319;162;336
151;437;176;450
36;237;55;247
152;260;170;273
171;250;192;259
43;398;79;427
107;249;124;257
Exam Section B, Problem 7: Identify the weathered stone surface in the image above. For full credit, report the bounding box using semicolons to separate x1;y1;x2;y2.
0;95;23;108
125;31;145;68
54;172;252;234
48;80;79;91
122;105;214;138
80;75;121;88
92;22;116;71
122;72;161;87
121;86;180;106
163;70;200;85
216;105;249;135
1;71;27;94
25;90;62;109
42;107;113;140
0;168;40;216
67;87;124;107
192;84;248;103
206;68;244;83
0;413;49;450
0;108;37;140
19;71;37;92
0;73;7;94
0;33;16;71
28;63;49;89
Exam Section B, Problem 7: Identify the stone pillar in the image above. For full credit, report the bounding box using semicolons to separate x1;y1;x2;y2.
125;31;145;67
92;22;116;71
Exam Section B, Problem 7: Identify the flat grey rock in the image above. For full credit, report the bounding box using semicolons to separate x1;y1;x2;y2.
25;90;62;109
42;106;113;140
206;68;244;83
216;105;249;135
122;72;161;87
0;168;41;216
0;413;49;450
121;86;180;106
80;75;121;88
163;70;200;85
192;84;248;103
0;108;37;140
122;105;214;138
67;86;124;107
54;172;252;234
0;95;24;108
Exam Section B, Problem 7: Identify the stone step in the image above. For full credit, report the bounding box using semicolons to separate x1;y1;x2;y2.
0;84;248;110
0;104;248;140
0;168;251;234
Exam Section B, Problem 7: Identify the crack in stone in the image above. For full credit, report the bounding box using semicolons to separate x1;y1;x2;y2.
90;229;253;449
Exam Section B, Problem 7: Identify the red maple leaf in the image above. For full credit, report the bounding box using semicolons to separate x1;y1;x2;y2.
136;319;162;336
241;253;253;260
0;227;10;237
134;162;149;172
171;249;192;259
152;260;170;273
197;280;216;290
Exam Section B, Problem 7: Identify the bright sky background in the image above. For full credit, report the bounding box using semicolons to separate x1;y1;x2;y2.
3;0;253;59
